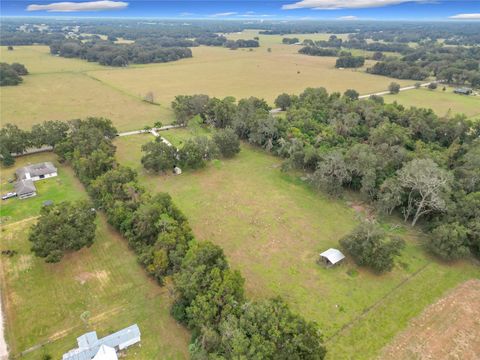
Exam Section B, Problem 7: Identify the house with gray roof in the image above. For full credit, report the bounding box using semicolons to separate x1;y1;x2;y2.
62;324;141;360
12;162;58;200
14;179;37;199
16;162;57;182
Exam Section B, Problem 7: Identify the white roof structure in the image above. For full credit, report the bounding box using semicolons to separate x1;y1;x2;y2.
320;248;345;265
92;345;118;360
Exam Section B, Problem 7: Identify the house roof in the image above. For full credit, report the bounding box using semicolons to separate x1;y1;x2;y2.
16;162;57;180
320;248;345;265
92;345;118;360
63;324;140;360
14;179;36;195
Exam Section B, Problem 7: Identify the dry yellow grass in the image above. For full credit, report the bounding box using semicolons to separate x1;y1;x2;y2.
87;44;413;106
0;72;173;131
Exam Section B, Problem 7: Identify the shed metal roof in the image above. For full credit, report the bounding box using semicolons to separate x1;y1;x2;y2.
14;179;36;195
320;248;345;265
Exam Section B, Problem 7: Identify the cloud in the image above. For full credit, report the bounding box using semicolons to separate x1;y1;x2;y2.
282;0;426;10
338;15;358;20
27;0;128;12
449;13;480;20
239;13;273;17
210;12;237;17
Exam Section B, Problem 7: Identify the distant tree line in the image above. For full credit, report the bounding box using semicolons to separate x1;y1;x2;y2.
335;55;365;68
368;46;480;87
299;46;339;57
50;40;193;66
282;37;300;44
0;62;28;86
15;117;325;358
171;88;480;263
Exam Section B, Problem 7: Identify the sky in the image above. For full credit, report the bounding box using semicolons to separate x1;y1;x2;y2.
1;0;480;21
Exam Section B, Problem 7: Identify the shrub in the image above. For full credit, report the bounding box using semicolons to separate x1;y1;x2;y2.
213;128;240;158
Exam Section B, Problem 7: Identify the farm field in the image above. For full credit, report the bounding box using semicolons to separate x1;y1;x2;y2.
380;279;480;359
114;129;480;359
87;43;412;107
385;87;480;119
0;46;173;131
0;154;189;359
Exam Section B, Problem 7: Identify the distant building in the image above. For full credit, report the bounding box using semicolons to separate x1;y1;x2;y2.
16;162;57;182
62;324;141;360
14;179;37;199
453;87;473;95
319;248;346;267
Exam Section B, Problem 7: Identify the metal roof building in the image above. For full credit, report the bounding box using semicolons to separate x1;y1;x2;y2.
319;248;346;267
63;324;141;360
16;162;57;181
14;179;37;199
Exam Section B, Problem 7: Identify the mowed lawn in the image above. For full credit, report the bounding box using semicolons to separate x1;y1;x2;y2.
0;46;173;131
0;154;189;359
385;87;480;119
114;130;480;359
0;153;85;224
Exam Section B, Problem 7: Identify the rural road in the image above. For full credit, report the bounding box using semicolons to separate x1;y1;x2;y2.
358;81;436;99
117;124;181;137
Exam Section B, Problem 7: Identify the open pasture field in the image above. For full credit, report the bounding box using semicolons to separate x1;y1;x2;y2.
88;44;412;106
0;154;189;359
0;46;173;131
114;130;480;359
380;279;480;359
385;87;480;119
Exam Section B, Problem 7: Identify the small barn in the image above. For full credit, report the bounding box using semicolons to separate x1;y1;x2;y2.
319;248;345;267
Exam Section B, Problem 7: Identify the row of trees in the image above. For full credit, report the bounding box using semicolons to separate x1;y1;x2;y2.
368;46;480;87
141;128;241;173
335;55;365;68
0;121;70;165
50;40;193;66
43;117;326;358
171;88;480;263
0;62;28;86
298;46;339;57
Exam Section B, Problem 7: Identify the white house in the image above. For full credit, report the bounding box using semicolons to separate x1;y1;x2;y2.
15;162;57;182
63;324;141;360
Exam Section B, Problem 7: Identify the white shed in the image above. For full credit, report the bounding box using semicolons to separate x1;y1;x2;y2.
319;248;345;267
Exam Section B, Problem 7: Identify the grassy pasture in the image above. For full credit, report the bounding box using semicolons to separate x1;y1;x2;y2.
385;87;480;120
0;153;189;359
114;130;480;359
87;44;412;106
0;46;173;131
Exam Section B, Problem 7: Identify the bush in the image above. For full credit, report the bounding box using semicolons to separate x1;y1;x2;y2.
428;222;470;260
141;139;178;173
340;221;405;272
213;128;240;158
388;82;401;94
29;201;97;263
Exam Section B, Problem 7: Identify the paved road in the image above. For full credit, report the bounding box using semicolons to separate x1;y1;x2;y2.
1;289;8;360
358;82;436;99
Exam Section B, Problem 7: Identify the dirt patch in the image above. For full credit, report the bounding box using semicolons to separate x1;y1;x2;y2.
75;270;109;285
380;279;480;360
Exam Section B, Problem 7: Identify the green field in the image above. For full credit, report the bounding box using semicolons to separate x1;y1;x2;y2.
0;46;173;131
0;154;189;359
385;87;480;119
0;153;85;224
114;129;480;359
